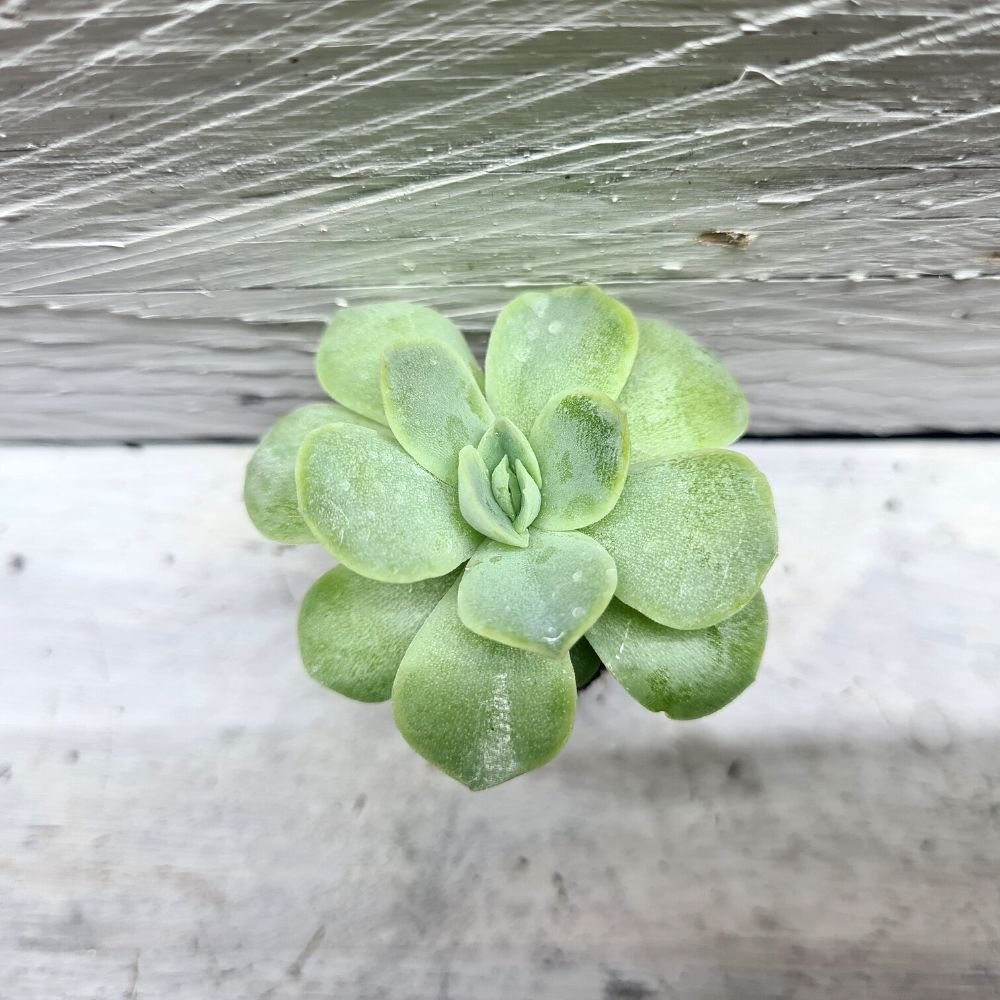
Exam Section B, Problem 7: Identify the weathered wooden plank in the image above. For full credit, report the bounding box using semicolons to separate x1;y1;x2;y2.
1;441;998;997
3;275;998;440
1;0;999;438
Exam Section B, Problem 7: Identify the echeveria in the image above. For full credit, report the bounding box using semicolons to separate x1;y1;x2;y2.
244;285;778;789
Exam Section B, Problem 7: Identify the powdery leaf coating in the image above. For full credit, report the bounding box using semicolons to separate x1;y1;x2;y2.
484;285;639;434
316;302;478;424
297;423;480;582
299;566;459;702
490;455;517;518
530;389;630;531
512;459;541;533
243;403;381;543
477;416;541;485
381;338;494;485
588;593;767;719
569;637;603;689
456;446;527;548
456;529;617;657
618;319;749;463
585;450;777;629
392;584;577;790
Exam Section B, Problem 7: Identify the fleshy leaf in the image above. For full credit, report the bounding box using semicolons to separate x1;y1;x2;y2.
477;417;541;485
456;446;526;548
512;459;541;533
243;403;381;543
392;584;576;790
490;456;516;519
297;424;480;582
456;529;617;657
585;450;777;629
299;566;459;702
484;285;639;433
570;637;603;689
530;389;630;531
381;338;494;485
588;593;767;719
618;319;749;462
316;301;477;424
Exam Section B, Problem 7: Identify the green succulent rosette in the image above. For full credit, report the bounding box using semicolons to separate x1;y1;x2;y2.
244;285;778;789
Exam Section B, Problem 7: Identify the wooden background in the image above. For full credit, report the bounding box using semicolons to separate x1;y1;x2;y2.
1;0;998;440
3;442;1000;998
1;2;999;998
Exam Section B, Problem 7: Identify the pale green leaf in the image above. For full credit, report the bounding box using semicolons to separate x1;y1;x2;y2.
316;301;477;424
588;593;767;719
484;284;639;433
456;529;617;657
530;389;630;531
243;403;381;543
490;455;516;519
511;459;541;533
299;566;459;702
618;319;749;462
477;417;541;485
456;446;526;548
381;338;494;485
585;450;777;629
569;638;603;689
392;584;577;790
297;424;480;582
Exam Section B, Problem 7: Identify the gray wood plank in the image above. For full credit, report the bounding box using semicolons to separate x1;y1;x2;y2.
1;1;999;438
1;441;999;998
3;275;999;440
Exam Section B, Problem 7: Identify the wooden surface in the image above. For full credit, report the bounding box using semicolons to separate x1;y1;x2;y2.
2;441;999;998
2;0;999;440
3;4;998;996
4;276;1000;442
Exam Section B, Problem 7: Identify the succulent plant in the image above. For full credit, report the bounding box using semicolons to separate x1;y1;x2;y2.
244;285;778;789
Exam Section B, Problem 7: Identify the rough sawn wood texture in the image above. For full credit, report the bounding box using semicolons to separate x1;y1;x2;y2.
0;0;998;440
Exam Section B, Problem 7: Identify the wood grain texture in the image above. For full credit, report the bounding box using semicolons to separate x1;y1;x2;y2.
4;274;1000;440
0;0;999;439
1;441;999;997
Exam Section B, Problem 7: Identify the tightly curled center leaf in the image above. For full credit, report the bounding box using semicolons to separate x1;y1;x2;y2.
456;429;543;547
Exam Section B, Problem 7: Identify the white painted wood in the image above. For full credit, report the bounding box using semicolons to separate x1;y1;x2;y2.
1;442;998;997
1;0;999;438
4;274;1000;441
